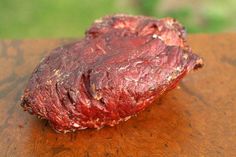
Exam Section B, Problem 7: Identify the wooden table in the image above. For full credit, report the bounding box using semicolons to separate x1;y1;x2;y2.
0;34;236;157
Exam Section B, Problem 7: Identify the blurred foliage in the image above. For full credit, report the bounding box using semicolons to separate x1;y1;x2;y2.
137;0;234;33
0;0;235;39
0;0;138;38
138;0;160;16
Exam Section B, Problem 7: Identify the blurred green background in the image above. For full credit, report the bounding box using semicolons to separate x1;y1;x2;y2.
0;0;235;39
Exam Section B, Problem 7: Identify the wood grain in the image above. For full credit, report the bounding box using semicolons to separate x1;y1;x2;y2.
0;34;236;157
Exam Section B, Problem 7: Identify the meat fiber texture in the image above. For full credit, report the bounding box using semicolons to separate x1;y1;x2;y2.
21;14;203;133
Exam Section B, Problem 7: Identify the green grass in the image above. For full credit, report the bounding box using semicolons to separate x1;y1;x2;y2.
0;0;138;38
0;0;235;39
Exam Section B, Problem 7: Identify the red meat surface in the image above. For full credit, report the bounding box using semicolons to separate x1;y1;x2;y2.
21;14;203;133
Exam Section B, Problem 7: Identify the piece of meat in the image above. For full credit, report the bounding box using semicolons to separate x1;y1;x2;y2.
21;14;203;133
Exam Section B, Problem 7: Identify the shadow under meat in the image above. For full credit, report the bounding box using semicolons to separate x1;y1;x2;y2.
22;88;193;157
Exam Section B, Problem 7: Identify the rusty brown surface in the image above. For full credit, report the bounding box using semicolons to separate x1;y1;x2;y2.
0;34;235;157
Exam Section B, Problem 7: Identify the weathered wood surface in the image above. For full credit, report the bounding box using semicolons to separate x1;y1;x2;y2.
0;34;236;157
